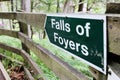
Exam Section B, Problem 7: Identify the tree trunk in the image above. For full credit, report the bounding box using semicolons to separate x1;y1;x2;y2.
78;0;83;11
19;0;31;53
78;0;87;12
63;0;75;13
56;0;60;13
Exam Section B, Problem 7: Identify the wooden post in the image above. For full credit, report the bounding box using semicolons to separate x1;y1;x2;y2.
19;22;30;53
19;0;31;53
20;0;31;38
107;2;120;80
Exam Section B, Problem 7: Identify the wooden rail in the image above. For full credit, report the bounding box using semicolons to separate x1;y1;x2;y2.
0;29;18;38
107;17;120;55
0;12;46;29
16;13;46;29
0;12;15;20
24;67;35;80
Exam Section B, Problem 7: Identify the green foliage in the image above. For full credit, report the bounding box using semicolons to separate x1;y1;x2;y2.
31;0;107;13
0;36;23;69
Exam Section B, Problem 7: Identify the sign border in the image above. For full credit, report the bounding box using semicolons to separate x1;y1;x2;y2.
44;14;107;74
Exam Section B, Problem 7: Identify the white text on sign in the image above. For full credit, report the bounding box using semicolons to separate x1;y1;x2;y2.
51;18;91;56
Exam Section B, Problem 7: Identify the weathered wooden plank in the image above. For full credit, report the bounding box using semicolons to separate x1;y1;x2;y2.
19;22;30;53
106;3;120;14
0;12;16;20
106;2;120;56
0;12;46;29
0;29;18;38
108;17;120;55
24;67;35;80
16;12;46;29
18;32;88;80
0;61;11;80
0;70;5;80
0;42;21;55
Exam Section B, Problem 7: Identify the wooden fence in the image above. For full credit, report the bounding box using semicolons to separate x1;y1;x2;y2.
0;12;120;80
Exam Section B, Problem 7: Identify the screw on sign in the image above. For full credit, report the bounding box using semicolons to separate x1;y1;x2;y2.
45;14;107;74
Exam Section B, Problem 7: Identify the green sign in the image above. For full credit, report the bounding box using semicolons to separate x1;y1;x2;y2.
45;14;107;74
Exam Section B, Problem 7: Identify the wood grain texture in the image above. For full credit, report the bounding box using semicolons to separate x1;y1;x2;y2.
0;61;11;80
16;12;46;29
108;17;120;55
106;3;120;14
0;29;18;38
24;67;35;80
0;12;16;19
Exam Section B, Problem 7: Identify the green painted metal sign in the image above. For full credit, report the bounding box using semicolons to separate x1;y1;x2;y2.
45;14;107;74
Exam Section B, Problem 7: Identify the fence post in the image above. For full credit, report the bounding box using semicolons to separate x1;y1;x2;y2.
19;0;31;53
19;22;30;53
106;2;120;80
